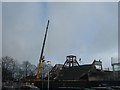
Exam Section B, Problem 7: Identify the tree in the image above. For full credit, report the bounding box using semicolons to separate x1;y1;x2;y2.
2;56;16;81
21;61;37;78
12;62;24;80
41;62;53;78
2;56;37;81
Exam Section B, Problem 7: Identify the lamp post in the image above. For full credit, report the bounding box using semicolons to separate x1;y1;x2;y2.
48;71;49;90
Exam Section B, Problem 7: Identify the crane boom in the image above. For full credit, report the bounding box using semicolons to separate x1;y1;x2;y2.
40;20;49;62
36;20;50;80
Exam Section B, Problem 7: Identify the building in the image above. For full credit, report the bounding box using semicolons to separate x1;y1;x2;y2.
50;55;114;81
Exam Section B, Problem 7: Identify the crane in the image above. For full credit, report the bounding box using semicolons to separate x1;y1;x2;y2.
36;20;50;80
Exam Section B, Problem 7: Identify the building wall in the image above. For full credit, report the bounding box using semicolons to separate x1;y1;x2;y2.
88;71;114;81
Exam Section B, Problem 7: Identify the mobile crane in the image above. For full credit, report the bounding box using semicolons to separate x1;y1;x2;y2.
36;20;50;80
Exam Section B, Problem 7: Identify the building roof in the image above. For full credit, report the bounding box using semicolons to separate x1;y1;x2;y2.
58;64;95;80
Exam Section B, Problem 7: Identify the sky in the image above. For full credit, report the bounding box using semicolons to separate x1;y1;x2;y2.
2;2;118;69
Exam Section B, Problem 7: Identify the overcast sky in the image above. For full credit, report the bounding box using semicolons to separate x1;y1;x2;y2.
2;2;118;68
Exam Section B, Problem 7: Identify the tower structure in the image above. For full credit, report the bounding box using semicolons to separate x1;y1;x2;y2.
63;55;80;68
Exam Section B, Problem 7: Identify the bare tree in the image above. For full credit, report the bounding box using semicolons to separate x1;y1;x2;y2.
2;56;15;70
21;61;37;78
2;56;16;81
2;56;37;81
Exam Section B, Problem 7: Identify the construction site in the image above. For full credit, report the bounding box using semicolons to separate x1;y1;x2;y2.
2;20;120;90
17;20;120;90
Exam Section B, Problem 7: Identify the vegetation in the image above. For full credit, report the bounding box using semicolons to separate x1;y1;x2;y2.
1;56;37;81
